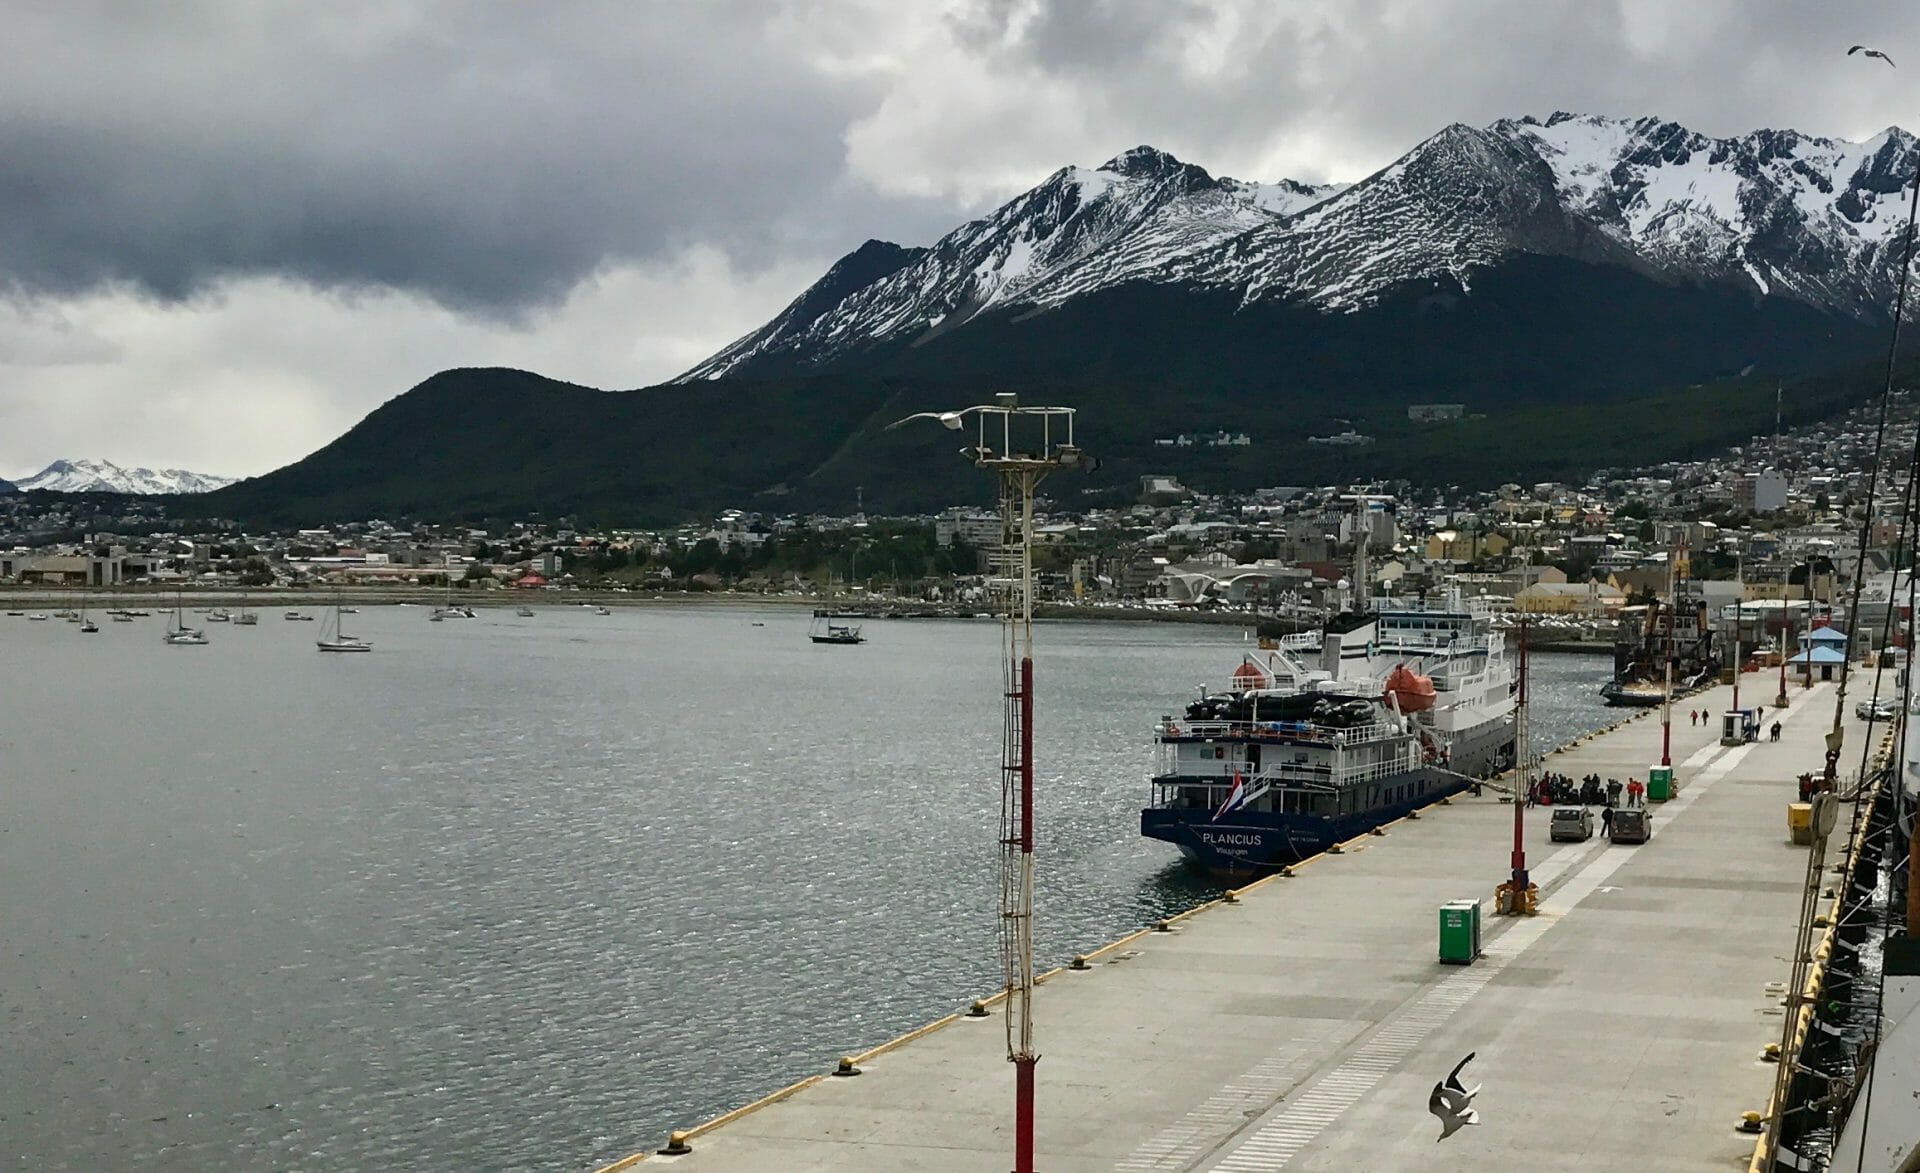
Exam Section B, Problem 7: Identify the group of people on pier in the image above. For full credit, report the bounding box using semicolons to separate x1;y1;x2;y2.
1525;772;1645;808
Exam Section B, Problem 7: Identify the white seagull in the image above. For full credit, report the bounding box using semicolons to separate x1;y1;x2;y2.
885;405;997;431
1849;45;1896;66
1428;1052;1481;1142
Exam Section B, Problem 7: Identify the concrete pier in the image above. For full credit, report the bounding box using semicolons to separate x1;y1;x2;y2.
608;679;1881;1171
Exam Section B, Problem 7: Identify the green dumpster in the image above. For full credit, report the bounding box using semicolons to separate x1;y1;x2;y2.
1439;899;1481;965
1647;765;1675;802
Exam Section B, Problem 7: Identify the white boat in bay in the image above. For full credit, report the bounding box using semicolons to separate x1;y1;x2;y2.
430;583;475;621
164;596;208;645
316;601;372;653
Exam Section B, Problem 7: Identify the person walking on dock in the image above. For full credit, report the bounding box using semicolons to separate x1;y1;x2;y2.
1607;778;1623;807
1626;777;1645;807
1601;806;1614;838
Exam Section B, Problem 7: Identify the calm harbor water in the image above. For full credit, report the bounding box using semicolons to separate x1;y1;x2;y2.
0;604;1613;1170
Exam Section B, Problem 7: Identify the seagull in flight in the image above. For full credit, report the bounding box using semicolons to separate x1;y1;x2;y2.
1429;1052;1481;1142
885;405;995;431
1849;45;1896;66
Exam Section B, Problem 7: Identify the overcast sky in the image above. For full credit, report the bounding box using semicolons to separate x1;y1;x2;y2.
4;0;1919;480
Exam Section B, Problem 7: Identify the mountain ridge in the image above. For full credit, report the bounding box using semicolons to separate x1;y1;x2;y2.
682;112;1918;383
177;111;1920;525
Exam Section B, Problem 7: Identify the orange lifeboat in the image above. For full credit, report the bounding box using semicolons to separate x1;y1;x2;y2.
1383;664;1436;713
1232;660;1269;691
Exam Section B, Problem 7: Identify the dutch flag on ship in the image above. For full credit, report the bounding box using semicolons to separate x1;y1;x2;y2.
1213;770;1248;821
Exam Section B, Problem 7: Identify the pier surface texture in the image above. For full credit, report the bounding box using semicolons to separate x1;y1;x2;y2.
619;679;1874;1171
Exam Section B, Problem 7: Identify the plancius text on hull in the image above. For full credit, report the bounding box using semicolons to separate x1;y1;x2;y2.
1141;587;1517;877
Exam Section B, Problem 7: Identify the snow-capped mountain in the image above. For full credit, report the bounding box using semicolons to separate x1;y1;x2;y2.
682;113;1918;381
14;458;237;495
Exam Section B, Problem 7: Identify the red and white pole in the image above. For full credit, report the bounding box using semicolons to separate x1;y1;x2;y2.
1014;653;1036;1173
1511;618;1529;893
1660;537;1677;767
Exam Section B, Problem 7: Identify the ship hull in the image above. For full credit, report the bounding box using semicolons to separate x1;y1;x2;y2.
1141;767;1471;877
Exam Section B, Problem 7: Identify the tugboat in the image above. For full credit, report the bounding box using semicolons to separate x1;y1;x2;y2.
1600;548;1716;705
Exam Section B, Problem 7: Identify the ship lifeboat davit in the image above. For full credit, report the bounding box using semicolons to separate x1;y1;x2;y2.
1383;665;1436;713
1232;660;1269;691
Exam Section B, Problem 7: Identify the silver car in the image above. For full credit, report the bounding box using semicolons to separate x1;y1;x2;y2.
1855;699;1899;721
1549;806;1594;842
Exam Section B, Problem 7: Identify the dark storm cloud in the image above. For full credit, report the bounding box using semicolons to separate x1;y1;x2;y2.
924;0;1920;186
0;2;947;315
8;0;1920;328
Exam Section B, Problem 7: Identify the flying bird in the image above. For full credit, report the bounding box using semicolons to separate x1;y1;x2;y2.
885;405;996;431
1849;45;1896;66
1429;1052;1481;1142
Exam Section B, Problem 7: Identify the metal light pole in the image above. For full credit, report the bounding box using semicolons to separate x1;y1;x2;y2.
888;394;1087;1173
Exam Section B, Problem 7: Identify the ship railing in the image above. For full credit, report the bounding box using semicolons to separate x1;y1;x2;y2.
1277;632;1320;652
1160;718;1407;744
1330;753;1426;787
1431;665;1496;693
1153;749;1429;805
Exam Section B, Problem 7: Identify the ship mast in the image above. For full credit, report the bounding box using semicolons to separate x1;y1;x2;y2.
1351;491;1372;614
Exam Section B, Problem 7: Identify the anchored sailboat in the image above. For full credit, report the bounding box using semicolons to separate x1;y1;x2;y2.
163;594;208;645
316;600;372;653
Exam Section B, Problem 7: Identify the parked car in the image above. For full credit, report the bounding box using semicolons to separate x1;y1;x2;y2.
1549;806;1594;842
1609;807;1651;844
1855;699;1899;721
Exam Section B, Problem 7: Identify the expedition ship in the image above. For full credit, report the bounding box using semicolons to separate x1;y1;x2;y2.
1139;587;1517;876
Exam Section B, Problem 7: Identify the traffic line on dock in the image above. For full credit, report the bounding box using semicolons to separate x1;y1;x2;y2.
1203;957;1505;1172
1111;1025;1346;1173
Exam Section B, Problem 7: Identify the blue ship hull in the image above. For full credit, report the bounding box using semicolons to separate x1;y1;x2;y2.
1140;768;1472;876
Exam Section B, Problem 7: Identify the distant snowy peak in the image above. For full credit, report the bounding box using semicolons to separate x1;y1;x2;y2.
680;115;1920;381
15;458;237;495
680;145;1345;380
